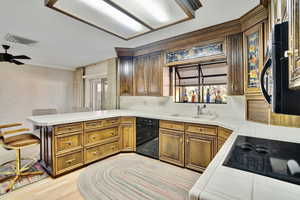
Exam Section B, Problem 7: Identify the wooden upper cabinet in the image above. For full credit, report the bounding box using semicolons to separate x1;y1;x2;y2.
134;51;164;96
119;56;134;96
287;0;300;89
147;52;163;96
134;55;149;96
227;33;244;95
243;23;264;94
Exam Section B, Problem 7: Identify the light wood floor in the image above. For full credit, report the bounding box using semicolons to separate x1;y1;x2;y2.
1;168;85;200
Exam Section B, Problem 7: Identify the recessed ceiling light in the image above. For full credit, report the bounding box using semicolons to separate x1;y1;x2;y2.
78;0;144;32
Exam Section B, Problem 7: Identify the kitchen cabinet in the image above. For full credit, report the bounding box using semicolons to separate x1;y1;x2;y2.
243;23;264;94
134;55;148;96
134;51;164;96
246;95;270;124
148;52;164;96
120;117;136;152
287;0;300;89
227;33;244;95
185;132;216;172
217;127;233;151
119;56;134;96
159;128;184;167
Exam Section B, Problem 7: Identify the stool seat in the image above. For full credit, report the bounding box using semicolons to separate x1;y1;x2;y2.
4;134;40;148
0;123;44;192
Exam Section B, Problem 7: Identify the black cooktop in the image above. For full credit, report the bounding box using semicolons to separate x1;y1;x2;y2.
223;136;300;185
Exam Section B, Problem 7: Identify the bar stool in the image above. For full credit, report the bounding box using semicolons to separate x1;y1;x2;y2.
0;123;44;192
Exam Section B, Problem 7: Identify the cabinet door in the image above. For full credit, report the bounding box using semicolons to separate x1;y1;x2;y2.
288;0;300;89
120;124;136;151
185;133;216;172
134;55;148;96
147;52;163;96
246;95;270;124
243;23;264;94
227;33;244;95
159;129;184;167
119;56;134;96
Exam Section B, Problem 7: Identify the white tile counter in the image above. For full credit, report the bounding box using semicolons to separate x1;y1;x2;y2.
27;109;300;200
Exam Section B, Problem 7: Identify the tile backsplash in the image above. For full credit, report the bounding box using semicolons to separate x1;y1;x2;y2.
120;96;245;120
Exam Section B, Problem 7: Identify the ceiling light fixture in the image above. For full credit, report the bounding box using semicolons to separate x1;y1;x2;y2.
78;0;144;32
132;0;170;23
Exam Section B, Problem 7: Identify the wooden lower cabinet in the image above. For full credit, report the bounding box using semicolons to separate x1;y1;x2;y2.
159;128;184;167
84;141;120;164
55;149;84;176
185;133;217;172
120;124;136;151
217;127;233;151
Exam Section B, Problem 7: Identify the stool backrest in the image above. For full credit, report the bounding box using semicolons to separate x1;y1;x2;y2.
32;109;57;116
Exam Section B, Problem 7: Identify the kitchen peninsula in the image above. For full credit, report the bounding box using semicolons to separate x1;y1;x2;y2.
28;109;300;200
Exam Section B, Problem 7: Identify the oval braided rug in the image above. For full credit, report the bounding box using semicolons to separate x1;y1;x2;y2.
78;154;200;200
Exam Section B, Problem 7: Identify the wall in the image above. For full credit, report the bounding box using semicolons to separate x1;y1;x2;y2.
0;63;74;128
84;58;117;110
120;95;245;120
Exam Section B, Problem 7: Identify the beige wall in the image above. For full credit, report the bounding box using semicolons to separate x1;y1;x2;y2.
0;63;74;128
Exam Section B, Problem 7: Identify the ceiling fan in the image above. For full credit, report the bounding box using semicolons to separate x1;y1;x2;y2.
0;45;31;65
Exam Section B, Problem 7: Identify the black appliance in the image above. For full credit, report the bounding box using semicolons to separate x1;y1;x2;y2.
223;136;300;185
261;22;300;115
136;117;159;159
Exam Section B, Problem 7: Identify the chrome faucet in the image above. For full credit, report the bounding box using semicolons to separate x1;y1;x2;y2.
197;104;207;115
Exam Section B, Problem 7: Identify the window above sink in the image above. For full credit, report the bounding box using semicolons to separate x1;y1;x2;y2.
171;60;228;104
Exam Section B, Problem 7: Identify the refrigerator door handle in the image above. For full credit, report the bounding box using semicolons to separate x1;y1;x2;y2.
260;58;272;104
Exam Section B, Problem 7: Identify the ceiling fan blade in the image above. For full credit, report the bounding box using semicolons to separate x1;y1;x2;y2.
11;55;31;59
11;59;24;65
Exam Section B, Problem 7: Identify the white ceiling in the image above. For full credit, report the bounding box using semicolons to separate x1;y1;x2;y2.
0;0;259;70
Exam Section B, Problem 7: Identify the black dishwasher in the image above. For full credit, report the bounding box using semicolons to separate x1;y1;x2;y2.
136;117;159;159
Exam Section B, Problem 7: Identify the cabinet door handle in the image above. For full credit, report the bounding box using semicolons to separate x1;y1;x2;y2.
285;50;293;58
66;159;75;164
64;141;72;145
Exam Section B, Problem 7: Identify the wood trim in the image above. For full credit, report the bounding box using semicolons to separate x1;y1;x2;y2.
45;0;58;7
240;5;268;32
132;19;242;56
175;0;195;18
115;48;135;57
260;0;269;7
243;23;264;94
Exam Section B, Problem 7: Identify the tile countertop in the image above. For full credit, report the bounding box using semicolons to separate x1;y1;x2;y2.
27;110;300;200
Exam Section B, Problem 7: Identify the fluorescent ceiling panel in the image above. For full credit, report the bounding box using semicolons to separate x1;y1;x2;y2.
111;0;188;28
53;0;150;39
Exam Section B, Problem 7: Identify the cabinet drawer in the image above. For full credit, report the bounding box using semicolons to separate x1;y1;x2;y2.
55;132;83;155
55;150;83;175
120;117;136;124
84;120;104;130
160;120;184;131
185;124;217;136
54;123;83;135
218;127;233;140
85;141;120;164
103;118;120;127
85;127;119;146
